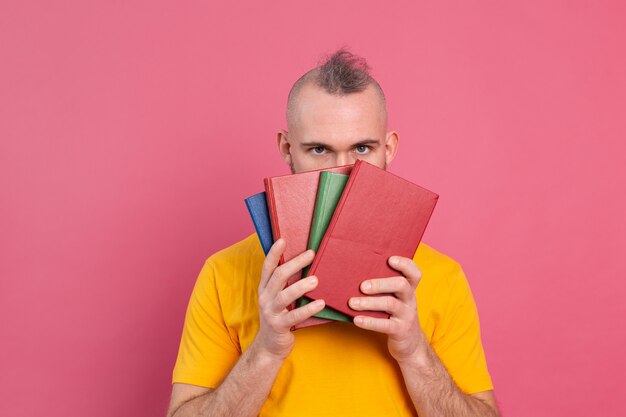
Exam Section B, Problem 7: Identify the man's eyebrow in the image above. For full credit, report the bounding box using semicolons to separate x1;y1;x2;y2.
300;139;380;148
300;141;332;147
352;139;380;146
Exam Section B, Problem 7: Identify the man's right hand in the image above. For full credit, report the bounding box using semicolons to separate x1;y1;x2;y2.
253;238;326;360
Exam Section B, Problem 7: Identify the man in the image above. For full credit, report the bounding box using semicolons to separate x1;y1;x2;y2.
167;49;499;417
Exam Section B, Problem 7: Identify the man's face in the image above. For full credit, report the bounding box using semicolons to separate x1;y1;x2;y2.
277;83;398;173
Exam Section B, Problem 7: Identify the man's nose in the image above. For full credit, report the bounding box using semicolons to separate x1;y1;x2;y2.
336;153;353;167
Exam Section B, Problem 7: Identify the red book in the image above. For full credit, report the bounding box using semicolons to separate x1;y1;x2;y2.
264;164;353;329
305;160;439;319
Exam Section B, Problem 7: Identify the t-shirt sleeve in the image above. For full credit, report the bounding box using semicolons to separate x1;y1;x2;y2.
172;259;241;388
430;264;494;394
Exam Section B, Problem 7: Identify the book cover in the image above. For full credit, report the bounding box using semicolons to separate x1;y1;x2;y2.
264;164;353;329
298;171;352;323
244;192;274;255
305;160;439;319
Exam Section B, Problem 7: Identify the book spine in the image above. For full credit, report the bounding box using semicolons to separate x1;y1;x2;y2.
308;160;362;276
264;177;299;313
302;174;329;278
263;178;283;265
244;197;263;248
411;195;439;255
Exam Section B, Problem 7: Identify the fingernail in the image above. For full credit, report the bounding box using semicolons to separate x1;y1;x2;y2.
350;298;360;306
308;276;318;286
361;281;371;291
354;317;364;325
389;257;399;266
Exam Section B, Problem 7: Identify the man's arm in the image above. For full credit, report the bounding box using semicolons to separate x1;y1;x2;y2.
361;331;500;416
350;256;500;417
397;343;499;416
167;239;325;417
166;343;283;417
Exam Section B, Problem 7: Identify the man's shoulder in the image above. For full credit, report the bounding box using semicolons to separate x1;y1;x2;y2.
415;241;462;271
205;233;265;270
414;242;468;289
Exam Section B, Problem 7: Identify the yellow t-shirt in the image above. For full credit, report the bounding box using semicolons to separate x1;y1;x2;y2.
172;233;493;416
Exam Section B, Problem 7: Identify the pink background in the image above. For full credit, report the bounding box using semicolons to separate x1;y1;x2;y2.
1;1;625;416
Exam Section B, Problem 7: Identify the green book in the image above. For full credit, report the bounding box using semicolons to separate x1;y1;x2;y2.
298;171;352;322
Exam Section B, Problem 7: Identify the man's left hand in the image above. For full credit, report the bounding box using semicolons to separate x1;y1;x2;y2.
349;256;427;363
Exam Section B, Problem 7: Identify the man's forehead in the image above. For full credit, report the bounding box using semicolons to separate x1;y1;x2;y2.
287;82;387;130
292;82;381;109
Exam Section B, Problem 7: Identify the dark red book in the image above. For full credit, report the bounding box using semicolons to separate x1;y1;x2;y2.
304;160;439;318
264;164;353;329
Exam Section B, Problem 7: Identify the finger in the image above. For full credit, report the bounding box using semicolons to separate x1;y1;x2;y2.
260;238;286;289
388;256;422;288
353;315;401;335
360;276;414;303
281;299;326;328
272;276;319;313
265;248;316;295
349;295;412;319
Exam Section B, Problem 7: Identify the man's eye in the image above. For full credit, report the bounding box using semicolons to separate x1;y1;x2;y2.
356;145;370;154
312;146;326;154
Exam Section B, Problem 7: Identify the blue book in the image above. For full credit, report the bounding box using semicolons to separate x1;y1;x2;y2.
244;192;274;255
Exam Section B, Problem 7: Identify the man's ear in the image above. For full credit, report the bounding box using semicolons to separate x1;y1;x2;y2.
276;129;292;166
384;130;399;166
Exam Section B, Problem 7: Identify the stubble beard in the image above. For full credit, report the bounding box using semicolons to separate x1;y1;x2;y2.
289;160;386;174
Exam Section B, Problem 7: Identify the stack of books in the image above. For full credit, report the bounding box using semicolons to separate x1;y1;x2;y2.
245;160;438;330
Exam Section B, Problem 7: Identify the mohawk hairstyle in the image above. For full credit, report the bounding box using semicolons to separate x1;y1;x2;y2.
286;48;387;126
315;49;373;94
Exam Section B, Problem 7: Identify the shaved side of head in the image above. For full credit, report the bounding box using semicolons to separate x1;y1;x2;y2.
286;49;388;130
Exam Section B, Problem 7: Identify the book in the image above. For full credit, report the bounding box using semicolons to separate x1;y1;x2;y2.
264;164;353;329
305;160;439;319
246;190;328;329
298;171;352;322
244;192;274;255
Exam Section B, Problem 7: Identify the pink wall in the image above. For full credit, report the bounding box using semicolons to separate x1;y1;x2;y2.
1;1;624;416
